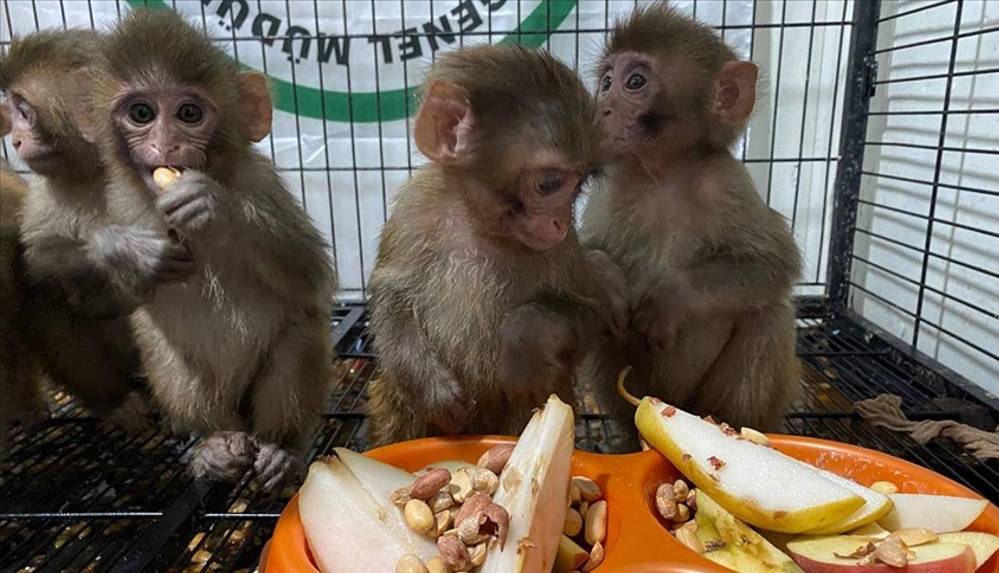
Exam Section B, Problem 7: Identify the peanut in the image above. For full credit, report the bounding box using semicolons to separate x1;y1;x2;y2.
871;481;899;495
453;492;491;529
564;507;583;537
428;490;454;513
469;542;488;567
467;467;499;496
655;484;678;520
673;479;689;502
449;469;474;503
584;500;607;546
477;443;515;475
396;554;429;573
412;468;452;500
675;503;691;523
685;489;697;512
569;482;582;505
740;426;771;446
153;167;181;189
405;499;435;535
674;522;704;554
458;515;488;545
573;476;602;502
433;509;454;538
582;541;604;572
437;534;471;572
425;557;449;573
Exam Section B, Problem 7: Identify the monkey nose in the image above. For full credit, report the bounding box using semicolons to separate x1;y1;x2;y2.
12;139;21;149
602;109;612;116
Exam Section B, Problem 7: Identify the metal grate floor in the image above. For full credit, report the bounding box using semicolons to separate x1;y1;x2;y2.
1;304;996;572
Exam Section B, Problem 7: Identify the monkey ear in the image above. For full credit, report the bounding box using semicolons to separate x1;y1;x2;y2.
237;72;273;143
414;81;474;163
714;61;758;125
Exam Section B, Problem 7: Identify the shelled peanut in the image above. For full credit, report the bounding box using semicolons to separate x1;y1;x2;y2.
391;444;514;572
655;478;703;553
557;476;607;572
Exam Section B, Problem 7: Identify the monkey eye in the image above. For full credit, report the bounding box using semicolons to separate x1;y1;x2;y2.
625;73;647;90
537;171;564;196
128;103;156;124
15;99;32;120
600;75;612;92
176;103;204;124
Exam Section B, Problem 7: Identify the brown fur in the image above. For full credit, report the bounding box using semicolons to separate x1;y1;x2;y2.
0;30;149;429
367;45;607;445
0;152;46;449
90;10;336;488
584;5;802;439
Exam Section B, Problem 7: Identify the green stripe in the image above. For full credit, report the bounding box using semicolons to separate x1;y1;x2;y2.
126;0;578;122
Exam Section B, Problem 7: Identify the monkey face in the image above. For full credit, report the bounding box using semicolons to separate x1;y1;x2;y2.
596;52;662;152
5;92;65;174
500;160;589;251
112;85;219;192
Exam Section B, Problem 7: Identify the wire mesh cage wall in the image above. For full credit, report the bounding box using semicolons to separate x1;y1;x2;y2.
0;1;996;572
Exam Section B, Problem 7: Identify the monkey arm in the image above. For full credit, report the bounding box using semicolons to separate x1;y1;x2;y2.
369;280;472;434
678;250;799;317
24;234;135;319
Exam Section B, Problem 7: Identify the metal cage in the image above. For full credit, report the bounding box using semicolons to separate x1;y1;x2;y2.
1;1;996;571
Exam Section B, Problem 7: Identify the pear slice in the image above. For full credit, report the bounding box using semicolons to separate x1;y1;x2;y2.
334;447;415;504
480;394;575;573
635;398;864;533
805;469;893;534
299;455;437;573
695;489;805;573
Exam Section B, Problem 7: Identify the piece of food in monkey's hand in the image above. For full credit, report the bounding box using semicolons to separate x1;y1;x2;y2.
152;167;182;190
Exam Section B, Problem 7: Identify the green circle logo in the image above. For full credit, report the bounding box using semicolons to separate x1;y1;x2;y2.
128;0;578;122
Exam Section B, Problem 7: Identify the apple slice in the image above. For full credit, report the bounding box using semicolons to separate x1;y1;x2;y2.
848;523;891;540
480;394;575;573
299;455;438;573
635;398;864;532
695;489;805;572
788;535;976;573
939;532;999;569
806;470;893;534
879;494;988;533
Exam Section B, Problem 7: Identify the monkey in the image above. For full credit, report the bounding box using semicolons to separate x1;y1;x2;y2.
582;4;802;436
365;44;608;446
0;102;47;450
85;9;336;488
0;29;157;430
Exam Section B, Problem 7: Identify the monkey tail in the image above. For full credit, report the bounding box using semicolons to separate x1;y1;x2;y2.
616;366;641;407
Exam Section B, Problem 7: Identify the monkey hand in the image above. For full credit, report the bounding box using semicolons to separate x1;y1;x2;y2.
186;431;257;482
155;171;222;237
253;440;304;491
89;225;195;299
585;249;631;336
499;305;578;408
422;375;475;435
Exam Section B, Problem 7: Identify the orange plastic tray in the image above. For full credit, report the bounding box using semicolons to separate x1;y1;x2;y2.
260;435;999;572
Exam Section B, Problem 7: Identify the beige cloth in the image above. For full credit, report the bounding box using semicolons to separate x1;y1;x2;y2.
855;394;999;461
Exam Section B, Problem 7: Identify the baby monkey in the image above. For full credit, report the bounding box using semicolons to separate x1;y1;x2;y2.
583;5;802;433
1;29;152;430
86;10;336;489
367;45;606;444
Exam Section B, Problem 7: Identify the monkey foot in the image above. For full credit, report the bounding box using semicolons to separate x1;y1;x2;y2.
186;431;257;482
253;441;304;491
106;390;155;433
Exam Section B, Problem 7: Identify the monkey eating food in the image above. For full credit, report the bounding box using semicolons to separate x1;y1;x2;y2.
85;9;336;489
366;44;607;445
582;4;802;435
